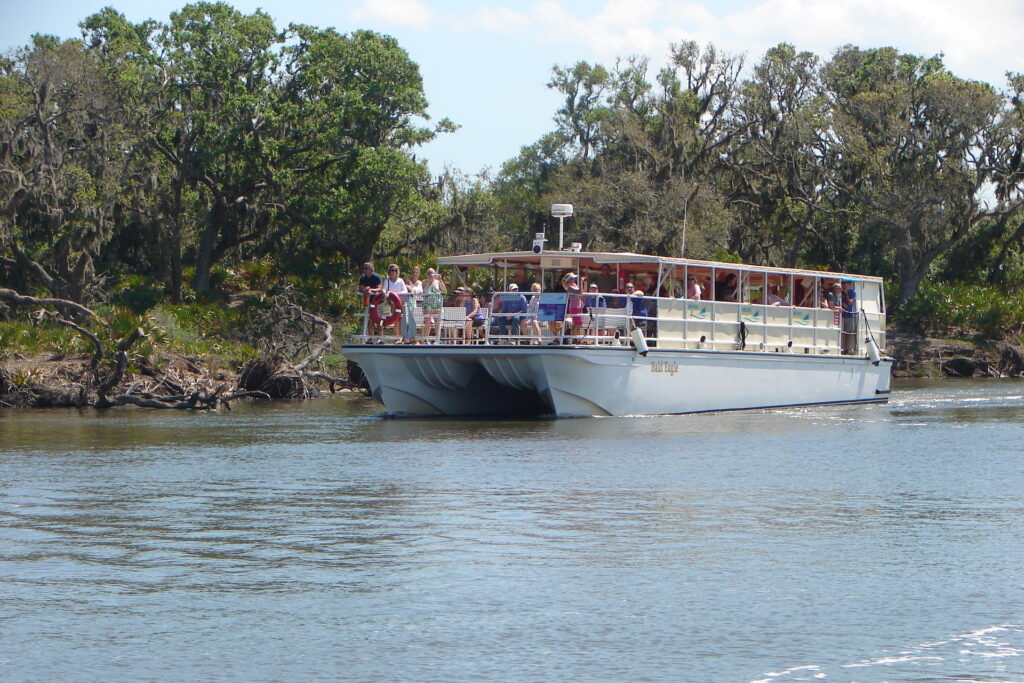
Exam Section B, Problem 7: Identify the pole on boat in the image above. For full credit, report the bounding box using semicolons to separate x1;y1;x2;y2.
551;204;573;251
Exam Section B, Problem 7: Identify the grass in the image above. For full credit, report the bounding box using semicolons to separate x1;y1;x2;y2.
0;303;260;373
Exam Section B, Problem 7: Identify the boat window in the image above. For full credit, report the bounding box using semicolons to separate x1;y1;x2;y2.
744;272;765;305
793;277;814;308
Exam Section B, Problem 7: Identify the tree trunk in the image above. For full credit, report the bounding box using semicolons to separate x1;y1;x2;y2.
193;199;224;294
895;249;930;307
167;182;183;303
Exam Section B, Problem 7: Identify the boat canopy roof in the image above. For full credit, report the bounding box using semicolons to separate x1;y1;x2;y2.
436;250;883;283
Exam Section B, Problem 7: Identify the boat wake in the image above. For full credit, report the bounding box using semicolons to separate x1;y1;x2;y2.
753;623;1024;682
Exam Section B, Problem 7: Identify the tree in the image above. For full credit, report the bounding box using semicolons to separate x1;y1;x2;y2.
0;36;134;302
726;44;831;266
821;46;1024;305
537;43;742;257
273;26;451;268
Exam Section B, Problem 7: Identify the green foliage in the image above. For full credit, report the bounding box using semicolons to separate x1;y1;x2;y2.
111;275;164;313
895;282;1024;339
710;248;743;264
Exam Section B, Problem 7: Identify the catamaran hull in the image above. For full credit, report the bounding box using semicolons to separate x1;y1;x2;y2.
342;345;892;417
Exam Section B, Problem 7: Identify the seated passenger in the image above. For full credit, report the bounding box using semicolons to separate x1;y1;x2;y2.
583;283;606;311
715;273;737;301
457;287;485;343
494;284;528;338
766;285;789;306
684;275;702;300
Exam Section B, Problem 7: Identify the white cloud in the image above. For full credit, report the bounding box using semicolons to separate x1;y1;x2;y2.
457;0;1024;88
473;6;534;33
350;0;435;30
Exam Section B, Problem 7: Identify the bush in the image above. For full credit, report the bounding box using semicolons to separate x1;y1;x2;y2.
895;282;1024;339
110;275;163;313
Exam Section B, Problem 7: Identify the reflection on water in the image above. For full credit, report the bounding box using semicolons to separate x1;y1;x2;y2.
2;380;1024;681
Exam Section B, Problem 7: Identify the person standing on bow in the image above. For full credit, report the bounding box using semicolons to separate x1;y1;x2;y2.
358;262;383;304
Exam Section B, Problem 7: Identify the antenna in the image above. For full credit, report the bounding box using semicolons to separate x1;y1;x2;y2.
550;204;573;250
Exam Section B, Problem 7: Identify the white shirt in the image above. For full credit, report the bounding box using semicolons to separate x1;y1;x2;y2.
383;277;408;294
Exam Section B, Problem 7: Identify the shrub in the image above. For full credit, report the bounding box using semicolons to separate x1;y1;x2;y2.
895;282;1024;339
110;275;163;313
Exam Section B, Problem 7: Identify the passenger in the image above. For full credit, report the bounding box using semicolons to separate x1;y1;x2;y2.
405;266;423;299
513;267;531;292
358;262;382;302
421;271;444;339
458;287;485;343
383;264;408;295
825;282;843;310
524;282;543;344
359;262;385;337
584;282;606;310
715;273;738;301
424;267;448;294
613;283;633;309
685;275;702;300
630;289;649;338
595;264;617;293
382;264;410;341
843;285;857;313
562;272;586;343
766;285;790;306
494;283;528;339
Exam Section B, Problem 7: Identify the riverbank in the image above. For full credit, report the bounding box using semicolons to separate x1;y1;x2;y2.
0;351;358;409
887;333;1024;379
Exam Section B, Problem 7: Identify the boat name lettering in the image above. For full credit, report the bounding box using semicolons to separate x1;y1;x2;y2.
651;361;679;376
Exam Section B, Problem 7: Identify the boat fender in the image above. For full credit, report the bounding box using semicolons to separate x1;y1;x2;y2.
369;291;403;328
866;336;882;366
612;330;622;346
631;327;649;356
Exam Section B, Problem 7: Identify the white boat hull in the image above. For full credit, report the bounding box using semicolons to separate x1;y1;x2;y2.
343;345;892;417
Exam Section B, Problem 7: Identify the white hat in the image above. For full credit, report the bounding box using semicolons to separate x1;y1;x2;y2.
508;283;519;290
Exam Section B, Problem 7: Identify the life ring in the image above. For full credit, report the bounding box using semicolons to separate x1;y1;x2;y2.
369;291;403;327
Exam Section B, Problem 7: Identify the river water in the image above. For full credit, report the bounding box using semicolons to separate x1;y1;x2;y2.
1;379;1023;682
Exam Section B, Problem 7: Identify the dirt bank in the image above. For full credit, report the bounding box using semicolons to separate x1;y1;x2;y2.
887;334;1024;379
0;352;359;409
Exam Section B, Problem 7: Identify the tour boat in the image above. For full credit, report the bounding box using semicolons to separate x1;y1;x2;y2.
343;249;891;417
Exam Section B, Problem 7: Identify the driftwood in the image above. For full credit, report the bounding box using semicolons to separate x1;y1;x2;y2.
237;301;346;397
0;288;98;321
0;287;355;409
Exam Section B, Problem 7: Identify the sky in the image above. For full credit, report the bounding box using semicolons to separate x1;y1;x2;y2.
4;0;1024;177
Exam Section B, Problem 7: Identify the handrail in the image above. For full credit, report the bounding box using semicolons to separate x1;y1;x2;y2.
349;290;884;356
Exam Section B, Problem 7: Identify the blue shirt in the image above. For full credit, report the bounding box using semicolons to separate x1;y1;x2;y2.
630;295;648;318
496;293;528;314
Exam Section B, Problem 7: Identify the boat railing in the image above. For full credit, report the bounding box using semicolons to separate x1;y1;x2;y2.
351;290;885;356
